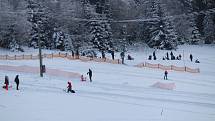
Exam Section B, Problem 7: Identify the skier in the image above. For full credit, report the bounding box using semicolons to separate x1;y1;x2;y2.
153;51;156;58
111;50;114;60
166;52;169;60
87;69;93;82
14;75;19;90
75;50;79;59
71;50;74;57
170;51;174;60
67;81;75;93
152;51;157;60
3;76;9;90
190;54;193;62
120;51;125;64
164;70;168;80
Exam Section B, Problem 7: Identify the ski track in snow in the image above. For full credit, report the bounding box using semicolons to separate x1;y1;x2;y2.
11;77;215;116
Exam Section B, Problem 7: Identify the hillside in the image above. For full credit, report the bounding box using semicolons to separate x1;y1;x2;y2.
0;45;215;121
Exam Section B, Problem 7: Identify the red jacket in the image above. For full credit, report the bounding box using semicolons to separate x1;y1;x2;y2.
67;82;72;89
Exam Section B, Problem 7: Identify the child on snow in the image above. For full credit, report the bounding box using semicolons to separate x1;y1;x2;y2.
81;75;86;82
3;76;9;90
67;81;75;93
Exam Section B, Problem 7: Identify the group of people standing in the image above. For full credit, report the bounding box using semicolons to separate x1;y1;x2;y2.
163;51;182;60
2;75;20;91
67;68;93;93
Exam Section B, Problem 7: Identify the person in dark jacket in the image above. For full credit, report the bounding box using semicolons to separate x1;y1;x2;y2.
3;76;9;90
190;54;193;62
164;70;168;80
87;69;93;82
14;75;19;90
120;52;125;64
67;81;75;93
166;52;169;60
153;51;157;60
127;54;134;60
111;50;114;60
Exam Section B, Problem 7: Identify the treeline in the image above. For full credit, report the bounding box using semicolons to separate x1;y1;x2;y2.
0;0;214;52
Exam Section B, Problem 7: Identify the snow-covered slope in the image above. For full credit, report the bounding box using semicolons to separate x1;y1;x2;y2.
0;45;215;121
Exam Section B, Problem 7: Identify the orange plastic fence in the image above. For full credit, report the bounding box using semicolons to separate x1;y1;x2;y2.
0;53;122;65
136;62;200;73
0;65;81;79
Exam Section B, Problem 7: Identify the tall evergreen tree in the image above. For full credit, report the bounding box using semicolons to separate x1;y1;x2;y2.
27;0;51;49
203;14;215;44
147;0;178;50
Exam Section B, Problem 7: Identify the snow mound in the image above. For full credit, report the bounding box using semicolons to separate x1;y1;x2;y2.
152;82;176;90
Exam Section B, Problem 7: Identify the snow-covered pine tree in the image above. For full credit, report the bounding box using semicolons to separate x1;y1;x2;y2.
85;0;114;55
189;15;203;44
147;0;178;50
203;14;215;44
1;24;23;52
102;0;114;51
64;34;73;51
27;0;50;49
8;38;22;52
53;30;65;51
90;20;106;51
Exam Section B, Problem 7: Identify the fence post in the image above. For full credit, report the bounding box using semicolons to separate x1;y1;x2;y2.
158;64;160;69
15;55;16;60
6;55;8;60
31;54;32;59
118;59;120;64
22;54;24;59
59;52;60;57
185;67;187;72
52;53;53;58
65;53;67;57
198;68;200;73
171;65;173;70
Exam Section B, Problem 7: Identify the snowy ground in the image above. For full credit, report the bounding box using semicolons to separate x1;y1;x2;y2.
0;45;215;121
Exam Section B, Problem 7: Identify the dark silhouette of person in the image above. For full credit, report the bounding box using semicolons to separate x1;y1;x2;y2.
179;54;182;60
195;59;200;63
67;81;75;93
190;54;193;62
166;52;169;60
14;75;19;90
87;69;93;82
153;51;156;60
71;50;74;57
120;52;125;64
102;51;105;58
111;51;114;60
3;76;9;90
164;70;168;80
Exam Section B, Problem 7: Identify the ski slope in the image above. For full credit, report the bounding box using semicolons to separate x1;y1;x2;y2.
0;45;215;121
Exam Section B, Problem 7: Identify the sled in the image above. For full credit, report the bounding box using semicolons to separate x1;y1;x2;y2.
63;89;76;93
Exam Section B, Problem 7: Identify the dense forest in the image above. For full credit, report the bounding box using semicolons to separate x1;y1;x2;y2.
0;0;215;52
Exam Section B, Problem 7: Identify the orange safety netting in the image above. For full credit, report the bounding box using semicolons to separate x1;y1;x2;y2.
0;53;122;65
135;62;200;73
0;65;81;79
